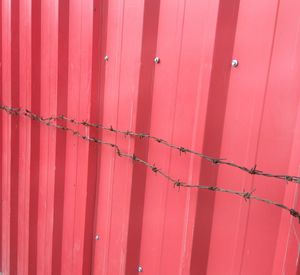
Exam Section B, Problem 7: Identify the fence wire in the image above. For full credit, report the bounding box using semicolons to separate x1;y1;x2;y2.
39;108;300;184
1;104;300;222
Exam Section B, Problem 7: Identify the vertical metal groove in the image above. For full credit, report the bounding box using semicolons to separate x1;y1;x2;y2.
51;0;69;273
125;0;161;273
10;1;20;274
190;0;240;273
0;0;2;270
28;0;41;274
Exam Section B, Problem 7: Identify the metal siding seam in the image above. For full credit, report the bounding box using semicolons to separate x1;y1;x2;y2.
173;0;220;273
82;0;105;273
273;3;300;272
10;1;20;273
92;0;125;274
112;1;145;273
71;0;94;273
52;0;69;273
104;0;125;273
0;0;2;269
18;0;32;274
44;0;59;274
190;0;240;273
218;0;281;274
28;1;42;274
124;0;160;273
181;1;221;274
1;0;12;273
90;0;108;272
37;0;58;273
60;0;81;273
239;0;285;274
158;0;187;273
137;0;186;274
276;110;300;274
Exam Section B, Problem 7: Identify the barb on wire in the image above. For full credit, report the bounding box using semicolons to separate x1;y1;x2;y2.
15;104;299;184
1;104;300;223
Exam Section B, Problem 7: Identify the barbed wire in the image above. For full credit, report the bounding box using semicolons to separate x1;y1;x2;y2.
18;106;300;184
1;104;300;222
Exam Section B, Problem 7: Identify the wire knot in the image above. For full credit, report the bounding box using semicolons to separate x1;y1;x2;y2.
152;165;159;173
208;186;217;191
173;180;181;191
116;148;121;157
249;165;257;175
179;147;187;154
242;188;255;202
212;159;220;165
289;209;300;223
243;192;252;201
174;180;181;187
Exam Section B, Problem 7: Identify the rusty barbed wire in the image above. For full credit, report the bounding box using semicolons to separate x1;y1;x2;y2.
1;104;300;223
19;107;300;184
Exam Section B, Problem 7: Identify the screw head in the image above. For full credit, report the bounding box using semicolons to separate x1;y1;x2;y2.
95;235;100;240
104;55;109;62
231;59;239;67
153;57;160;64
137;265;143;272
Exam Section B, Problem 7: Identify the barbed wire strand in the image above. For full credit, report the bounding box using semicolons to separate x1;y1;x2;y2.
0;104;300;222
10;105;298;184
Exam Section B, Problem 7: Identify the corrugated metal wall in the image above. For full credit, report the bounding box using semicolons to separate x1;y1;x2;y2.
1;0;300;274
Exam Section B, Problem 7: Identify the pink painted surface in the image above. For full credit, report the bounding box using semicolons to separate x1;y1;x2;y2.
1;0;300;274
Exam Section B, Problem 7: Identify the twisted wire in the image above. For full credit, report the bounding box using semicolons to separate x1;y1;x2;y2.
1;104;299;222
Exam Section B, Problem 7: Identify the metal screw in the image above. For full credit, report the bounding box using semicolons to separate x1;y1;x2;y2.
137;265;143;272
153;57;160;64
231;59;239;67
95;235;100;240
104;55;109;62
